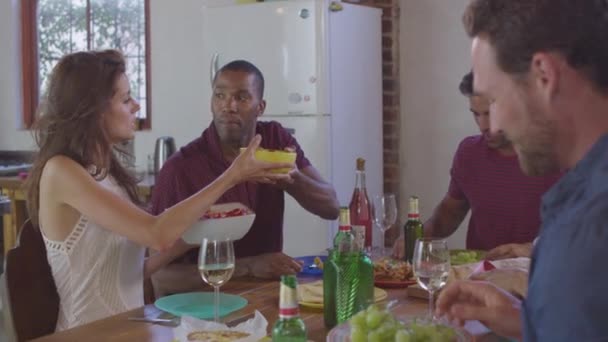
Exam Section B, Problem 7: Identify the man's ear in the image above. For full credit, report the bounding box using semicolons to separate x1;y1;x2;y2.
257;99;266;117
530;52;562;102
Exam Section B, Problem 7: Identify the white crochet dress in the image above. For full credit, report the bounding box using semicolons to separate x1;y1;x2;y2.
42;176;145;331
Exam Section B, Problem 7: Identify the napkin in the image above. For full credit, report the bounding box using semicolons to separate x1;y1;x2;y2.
469;260;497;276
297;280;387;304
469;258;530;299
449;257;530;299
172;310;267;342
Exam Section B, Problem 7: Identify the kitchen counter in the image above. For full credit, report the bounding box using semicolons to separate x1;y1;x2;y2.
0;177;25;190
0;173;155;256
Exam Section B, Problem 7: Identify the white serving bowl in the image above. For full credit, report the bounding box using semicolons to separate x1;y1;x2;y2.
182;202;256;244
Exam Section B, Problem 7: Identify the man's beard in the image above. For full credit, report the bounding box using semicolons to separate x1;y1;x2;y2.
513;109;560;176
486;134;511;150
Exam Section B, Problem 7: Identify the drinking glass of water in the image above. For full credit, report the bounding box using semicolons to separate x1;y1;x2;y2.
198;238;235;322
412;238;450;321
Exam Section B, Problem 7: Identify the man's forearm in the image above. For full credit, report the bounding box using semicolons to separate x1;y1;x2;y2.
150;264;206;298
424;201;468;238
234;257;252;277
281;170;339;220
152;257;252;298
144;242;193;279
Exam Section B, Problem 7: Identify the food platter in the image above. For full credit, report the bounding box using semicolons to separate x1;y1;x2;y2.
373;256;416;288
373;278;418;288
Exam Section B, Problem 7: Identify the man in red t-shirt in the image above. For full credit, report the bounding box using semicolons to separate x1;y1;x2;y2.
150;60;339;296
394;72;561;260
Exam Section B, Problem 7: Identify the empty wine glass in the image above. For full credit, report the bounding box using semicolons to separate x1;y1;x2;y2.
198;238;235;322
372;193;397;255
412;238;450;321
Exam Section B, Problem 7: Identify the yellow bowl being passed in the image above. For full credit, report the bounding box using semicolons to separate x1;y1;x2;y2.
240;148;296;174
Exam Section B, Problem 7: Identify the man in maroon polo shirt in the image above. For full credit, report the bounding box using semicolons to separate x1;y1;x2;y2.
150;60;339;295
394;72;561;260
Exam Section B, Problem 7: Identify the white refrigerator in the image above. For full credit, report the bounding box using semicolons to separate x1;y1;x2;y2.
200;0;383;256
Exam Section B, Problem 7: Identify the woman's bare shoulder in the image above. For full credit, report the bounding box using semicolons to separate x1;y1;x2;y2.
43;155;87;177
40;155;94;192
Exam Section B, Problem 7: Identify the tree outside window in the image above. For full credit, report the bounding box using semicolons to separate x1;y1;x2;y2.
21;0;151;129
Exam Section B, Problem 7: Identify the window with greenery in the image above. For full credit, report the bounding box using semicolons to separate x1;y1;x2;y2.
21;0;151;129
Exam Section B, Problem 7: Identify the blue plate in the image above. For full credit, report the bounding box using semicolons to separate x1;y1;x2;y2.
154;292;247;319
295;255;327;276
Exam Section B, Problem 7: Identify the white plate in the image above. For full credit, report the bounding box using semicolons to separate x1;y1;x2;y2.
182;202;255;243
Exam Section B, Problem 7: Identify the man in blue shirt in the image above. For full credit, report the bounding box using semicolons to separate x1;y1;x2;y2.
436;0;608;341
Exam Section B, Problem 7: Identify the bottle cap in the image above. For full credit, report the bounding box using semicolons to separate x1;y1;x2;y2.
408;196;419;215
356;157;366;171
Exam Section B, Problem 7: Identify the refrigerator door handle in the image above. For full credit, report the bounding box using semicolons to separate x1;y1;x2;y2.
209;53;220;85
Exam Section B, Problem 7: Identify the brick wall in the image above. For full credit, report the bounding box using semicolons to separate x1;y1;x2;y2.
344;0;401;246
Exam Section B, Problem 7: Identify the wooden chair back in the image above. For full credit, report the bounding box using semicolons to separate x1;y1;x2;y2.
5;219;59;341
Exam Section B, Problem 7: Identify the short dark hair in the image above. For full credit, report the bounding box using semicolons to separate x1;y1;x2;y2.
213;60;265;98
459;71;474;96
463;0;608;93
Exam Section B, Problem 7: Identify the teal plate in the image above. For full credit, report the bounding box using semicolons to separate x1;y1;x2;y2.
154;292;248;319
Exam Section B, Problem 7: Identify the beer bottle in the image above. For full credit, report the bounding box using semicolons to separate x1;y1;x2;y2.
272;275;307;342
403;196;423;263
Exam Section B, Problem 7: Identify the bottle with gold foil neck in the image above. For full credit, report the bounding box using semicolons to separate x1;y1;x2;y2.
272;275;307;342
333;207;355;252
403;196;424;263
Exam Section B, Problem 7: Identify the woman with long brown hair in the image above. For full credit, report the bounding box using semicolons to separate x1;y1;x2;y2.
25;50;292;331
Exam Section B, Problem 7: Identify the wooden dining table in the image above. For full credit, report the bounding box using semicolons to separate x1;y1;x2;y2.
31;276;503;342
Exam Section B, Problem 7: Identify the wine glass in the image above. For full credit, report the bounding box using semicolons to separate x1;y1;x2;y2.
198;238;235;322
372;193;397;256
412;238;450;321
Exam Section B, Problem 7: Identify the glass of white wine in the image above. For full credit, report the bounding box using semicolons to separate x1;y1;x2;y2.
412;238;450;321
198;238;235;322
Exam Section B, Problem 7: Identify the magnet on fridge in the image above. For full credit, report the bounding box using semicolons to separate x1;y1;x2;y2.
288;93;303;104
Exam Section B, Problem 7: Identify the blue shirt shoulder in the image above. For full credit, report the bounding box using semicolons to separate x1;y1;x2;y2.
524;134;608;341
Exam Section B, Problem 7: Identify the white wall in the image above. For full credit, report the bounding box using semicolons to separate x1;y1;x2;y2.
134;0;215;168
0;0;215;169
399;0;477;249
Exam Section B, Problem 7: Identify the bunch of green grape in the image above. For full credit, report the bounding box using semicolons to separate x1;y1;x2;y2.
407;321;457;341
349;305;404;342
450;250;481;265
349;305;457;342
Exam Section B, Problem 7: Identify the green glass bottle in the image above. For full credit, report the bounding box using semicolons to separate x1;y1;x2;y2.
355;252;374;312
325;208;353;328
334;252;359;324
272;275;307;342
403;196;424;264
325;208;374;328
333;207;354;252
323;248;338;328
